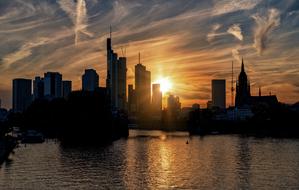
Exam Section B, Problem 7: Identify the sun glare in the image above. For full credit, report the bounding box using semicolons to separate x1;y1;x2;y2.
156;78;172;93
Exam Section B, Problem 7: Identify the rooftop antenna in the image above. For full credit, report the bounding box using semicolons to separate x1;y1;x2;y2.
259;86;261;97
109;25;112;39
121;46;127;57
138;52;141;64
231;61;235;107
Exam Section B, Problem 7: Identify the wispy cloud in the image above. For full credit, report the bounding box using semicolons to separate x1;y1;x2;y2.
3;38;51;67
232;48;242;63
227;24;243;41
213;0;262;15
208;23;243;42
58;0;93;45
252;8;281;55
207;24;222;42
0;0;298;108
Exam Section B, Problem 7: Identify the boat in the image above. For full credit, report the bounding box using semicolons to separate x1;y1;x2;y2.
21;130;45;144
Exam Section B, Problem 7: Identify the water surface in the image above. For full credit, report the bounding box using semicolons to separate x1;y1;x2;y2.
1;130;299;189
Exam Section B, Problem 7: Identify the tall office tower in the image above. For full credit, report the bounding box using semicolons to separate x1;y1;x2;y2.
12;78;32;113
33;76;44;100
117;57;127;110
44;72;62;98
106;28;112;98
235;58;251;107
62;81;72;98
82;69;99;91
135;59;151;113
212;79;226;109
106;28;127;111
152;84;162;114
167;94;181;115
128;84;137;114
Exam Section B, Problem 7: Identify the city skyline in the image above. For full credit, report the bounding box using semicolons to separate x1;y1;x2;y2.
1;0;299;108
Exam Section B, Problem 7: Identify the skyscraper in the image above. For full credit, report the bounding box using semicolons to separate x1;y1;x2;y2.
44;72;62;98
13;78;32;113
212;79;226;109
117;57;127;110
128;84;137;114
106;28;127;111
235;59;251;107
33;76;44;100
62;81;72;98
135;57;151;113
152;84;162;114
82;69;99;91
167;94;181;116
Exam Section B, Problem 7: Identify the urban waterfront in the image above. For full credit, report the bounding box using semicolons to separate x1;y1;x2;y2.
1;130;299;189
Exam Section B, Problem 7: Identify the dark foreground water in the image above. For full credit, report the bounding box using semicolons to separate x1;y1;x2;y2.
1;130;299;189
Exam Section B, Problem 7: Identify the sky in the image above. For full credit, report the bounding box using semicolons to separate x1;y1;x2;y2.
0;0;299;109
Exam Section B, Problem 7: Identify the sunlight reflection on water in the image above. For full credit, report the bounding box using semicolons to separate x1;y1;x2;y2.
1;130;299;189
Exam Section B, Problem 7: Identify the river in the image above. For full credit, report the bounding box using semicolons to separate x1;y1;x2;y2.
1;130;299;189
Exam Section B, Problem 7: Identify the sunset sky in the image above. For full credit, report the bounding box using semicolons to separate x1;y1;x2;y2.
0;0;299;109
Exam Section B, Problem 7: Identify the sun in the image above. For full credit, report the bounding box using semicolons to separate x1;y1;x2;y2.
155;78;172;93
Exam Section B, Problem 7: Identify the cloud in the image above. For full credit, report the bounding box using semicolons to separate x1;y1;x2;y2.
213;0;262;15
207;24;222;42
208;23;243;42
232;48;242;63
58;0;93;45
252;8;280;55
227;24;243;41
3;38;51;66
2;30;73;69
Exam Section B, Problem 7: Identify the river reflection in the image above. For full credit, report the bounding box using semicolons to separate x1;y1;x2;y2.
1;130;299;189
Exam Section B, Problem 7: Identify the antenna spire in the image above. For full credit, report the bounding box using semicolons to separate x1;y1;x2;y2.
138;52;141;64
259;86;261;97
110;25;112;39
231;61;235;107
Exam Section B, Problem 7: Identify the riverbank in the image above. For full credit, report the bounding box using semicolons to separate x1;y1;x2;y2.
0;136;17;165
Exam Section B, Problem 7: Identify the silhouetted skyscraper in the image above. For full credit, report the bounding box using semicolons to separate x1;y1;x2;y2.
116;57;127;110
212;79;226;109
106;28;127;111
82;69;99;91
44;72;62;98
235;59;251;107
33;76;44;100
167;94;181;117
152;84;162;114
62;81;72;98
13;78;32;113
128;84;136;114
135;58;151;113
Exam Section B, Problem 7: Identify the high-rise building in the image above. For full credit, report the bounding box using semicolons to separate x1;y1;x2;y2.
13;78;32;113
106;29;127;111
128;84;137;114
82;69;99;91
33;76;44;100
44;72;62;98
116;57;127;110
167;94;181;116
212;79;226;109
135;59;151;113
152;84;162;114
62;81;72;98
235;59;251;107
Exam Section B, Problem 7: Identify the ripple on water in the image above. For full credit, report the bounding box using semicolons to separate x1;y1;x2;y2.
1;130;299;189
